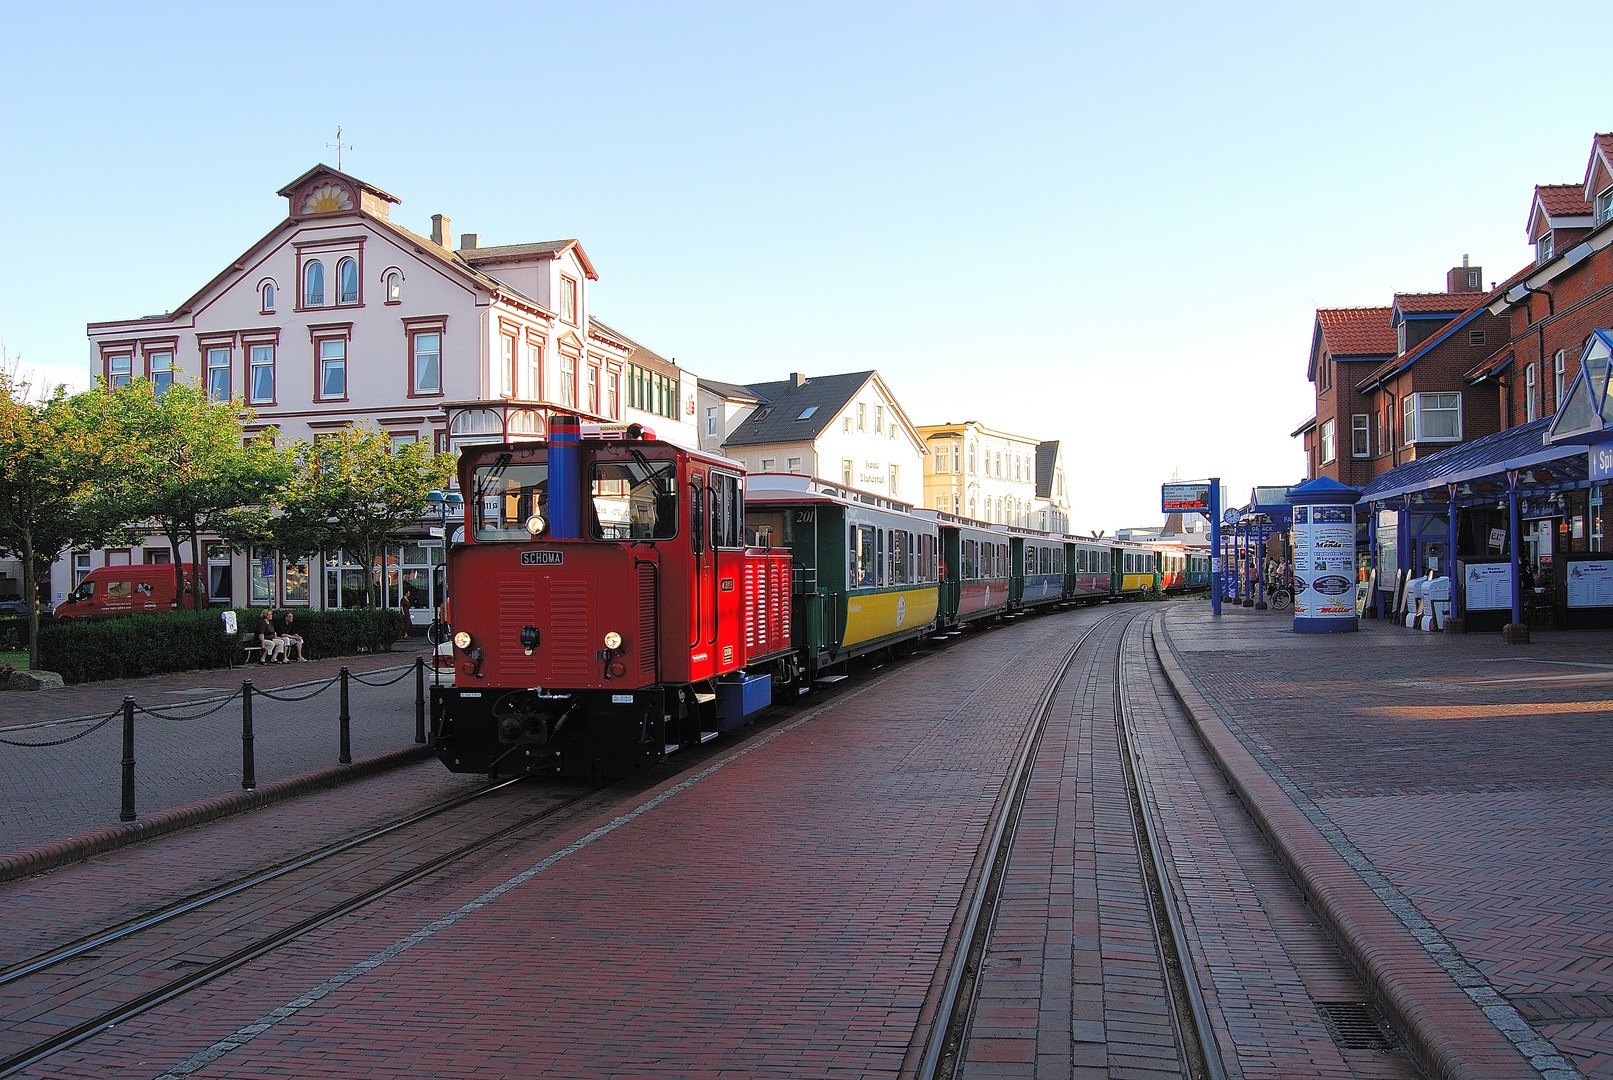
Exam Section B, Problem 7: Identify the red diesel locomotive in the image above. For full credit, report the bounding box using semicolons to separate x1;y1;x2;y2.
430;416;792;780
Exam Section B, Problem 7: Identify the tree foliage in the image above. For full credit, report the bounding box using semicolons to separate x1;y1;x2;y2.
274;424;455;606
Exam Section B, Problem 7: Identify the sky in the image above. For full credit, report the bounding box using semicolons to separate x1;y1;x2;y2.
1;1;1606;533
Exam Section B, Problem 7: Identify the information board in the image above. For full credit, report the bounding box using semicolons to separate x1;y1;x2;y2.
1161;483;1211;514
1566;559;1613;608
1464;562;1514;611
1293;503;1356;621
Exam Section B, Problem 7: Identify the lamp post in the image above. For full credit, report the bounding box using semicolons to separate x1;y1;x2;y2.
424;488;463;613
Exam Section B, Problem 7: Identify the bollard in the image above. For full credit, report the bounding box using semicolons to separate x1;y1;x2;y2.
338;665;352;764
414;656;427;744
119;696;136;822
241;679;257;791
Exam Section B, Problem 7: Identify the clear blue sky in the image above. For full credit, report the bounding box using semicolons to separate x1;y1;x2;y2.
2;2;1605;531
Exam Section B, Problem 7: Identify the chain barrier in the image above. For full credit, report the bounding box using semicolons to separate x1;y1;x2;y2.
132;691;245;723
251;676;341;703
347;666;413;688
0;709;123;748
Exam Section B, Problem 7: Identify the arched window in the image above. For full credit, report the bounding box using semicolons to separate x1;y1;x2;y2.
304;261;324;307
385;271;402;302
337;258;358;305
261;281;276;312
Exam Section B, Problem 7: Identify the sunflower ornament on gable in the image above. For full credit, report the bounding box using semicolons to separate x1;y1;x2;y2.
303;182;353;214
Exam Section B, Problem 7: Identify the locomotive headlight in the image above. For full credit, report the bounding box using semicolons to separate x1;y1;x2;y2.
453;631;472;650
603;631;622;650
525;514;546;536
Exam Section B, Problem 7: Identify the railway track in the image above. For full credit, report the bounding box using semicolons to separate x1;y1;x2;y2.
920;607;1225;1080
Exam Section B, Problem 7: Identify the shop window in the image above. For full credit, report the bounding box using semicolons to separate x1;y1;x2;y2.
249;547;276;605
283;557;310;604
207;544;232;604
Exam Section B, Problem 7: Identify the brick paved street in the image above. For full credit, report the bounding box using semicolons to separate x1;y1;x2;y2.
1161;603;1613;1080
0;640;435;854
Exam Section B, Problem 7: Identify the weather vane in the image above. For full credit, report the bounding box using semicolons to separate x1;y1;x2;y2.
326;126;352;170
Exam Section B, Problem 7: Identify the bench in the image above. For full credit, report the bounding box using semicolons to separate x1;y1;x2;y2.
238;635;263;667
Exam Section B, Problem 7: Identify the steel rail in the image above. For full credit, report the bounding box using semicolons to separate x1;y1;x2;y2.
918;607;1126;1080
0;780;601;1079
1114;613;1227;1080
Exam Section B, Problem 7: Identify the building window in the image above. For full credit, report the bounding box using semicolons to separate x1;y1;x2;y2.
1598;188;1613;226
73;551;92;588
249;344;275;404
787;456;801;473
968;442;976;474
952;444;960;472
385;271;402;303
500;333;516;397
107;353;132;389
206;345;231;403
761;458;776;472
148;350;173;397
560;355;576;407
1401;396;1415;446
1526;363;1538;421
525;341;542;399
842;458;853;486
1555;350;1566;411
875;405;883;433
587;364;599;414
934;446;947;472
318;338;346;399
1402;392;1462;443
1375;411;1383;456
207;544;232;604
1320;418;1336;463
889;464;899;495
857;403;865;431
261;282;276;313
706;407;717;436
249;546;275;604
304;260;324;307
1536;231;1554;264
1469;329;1486;346
1468;269;1480;289
412;331;441;394
336;257;359;305
843;415;851;433
1352;414;1369;458
560;276;578;324
607;371;619;418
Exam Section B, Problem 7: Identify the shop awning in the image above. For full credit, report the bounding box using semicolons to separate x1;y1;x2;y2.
1361;416;1592;510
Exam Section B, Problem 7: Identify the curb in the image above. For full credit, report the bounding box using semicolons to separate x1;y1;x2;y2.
0;742;435;885
1149;615;1540;1080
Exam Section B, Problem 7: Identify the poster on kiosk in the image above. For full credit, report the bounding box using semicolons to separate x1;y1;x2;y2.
1286;476;1362;633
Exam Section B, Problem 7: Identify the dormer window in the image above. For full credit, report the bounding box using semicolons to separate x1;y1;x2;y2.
1537;230;1555;264
336;257;358;305
1599;188;1613;227
304;260;324;307
560;275;578;324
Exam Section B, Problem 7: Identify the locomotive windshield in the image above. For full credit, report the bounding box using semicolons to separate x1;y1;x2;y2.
472;463;548;541
590;458;678;540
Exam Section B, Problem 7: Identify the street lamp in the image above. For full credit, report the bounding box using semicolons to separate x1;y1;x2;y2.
425;488;464;535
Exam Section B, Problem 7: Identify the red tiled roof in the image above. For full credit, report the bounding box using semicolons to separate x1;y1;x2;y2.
1316;307;1394;357
1394;292;1476;315
1534;183;1592;220
1585;133;1613;198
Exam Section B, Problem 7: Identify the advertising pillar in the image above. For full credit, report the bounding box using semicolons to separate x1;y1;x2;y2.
1287;476;1363;633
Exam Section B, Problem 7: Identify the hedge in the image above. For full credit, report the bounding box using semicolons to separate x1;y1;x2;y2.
36;607;405;685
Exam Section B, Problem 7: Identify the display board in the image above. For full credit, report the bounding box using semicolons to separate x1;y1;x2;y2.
1292;503;1356;622
1566;559;1613;608
1161;483;1211;514
1464;561;1514;611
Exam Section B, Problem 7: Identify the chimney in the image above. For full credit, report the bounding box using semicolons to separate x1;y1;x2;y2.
790;372;806;387
460;233;481;251
431;214;451;248
1447;257;1483;294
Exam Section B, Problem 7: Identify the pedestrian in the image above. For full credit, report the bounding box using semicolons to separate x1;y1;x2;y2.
255;609;285;664
276;609;307;661
400;589;414;638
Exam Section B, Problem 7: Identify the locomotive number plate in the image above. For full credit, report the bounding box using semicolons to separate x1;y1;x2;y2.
521;551;564;565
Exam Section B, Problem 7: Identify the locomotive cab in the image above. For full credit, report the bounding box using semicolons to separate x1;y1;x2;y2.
431;417;790;780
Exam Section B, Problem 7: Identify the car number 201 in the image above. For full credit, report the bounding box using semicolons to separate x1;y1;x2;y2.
521;551;564;565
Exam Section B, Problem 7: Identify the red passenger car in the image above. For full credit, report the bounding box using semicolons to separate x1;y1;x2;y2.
431;416;791;780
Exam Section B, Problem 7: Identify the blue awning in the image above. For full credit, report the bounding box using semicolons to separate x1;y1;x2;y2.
1361;416;1592;509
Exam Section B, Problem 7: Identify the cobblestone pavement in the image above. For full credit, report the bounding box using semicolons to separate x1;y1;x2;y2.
1162;603;1613;1080
0;640;435;854
29;607;1112;1079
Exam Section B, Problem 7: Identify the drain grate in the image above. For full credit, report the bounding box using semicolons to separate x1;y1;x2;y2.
1316;1001;1395;1051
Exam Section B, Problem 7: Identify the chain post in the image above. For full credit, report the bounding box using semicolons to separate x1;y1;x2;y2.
241;679;257;790
414;656;427;744
338;665;352;764
119;696;136;822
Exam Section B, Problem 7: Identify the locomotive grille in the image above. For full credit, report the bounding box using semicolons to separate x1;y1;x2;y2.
547;579;590;680
498;580;538;673
637;564;657;677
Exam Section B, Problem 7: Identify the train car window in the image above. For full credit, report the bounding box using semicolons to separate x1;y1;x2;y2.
589;458;677;540
689;473;705;554
711;472;743;547
962;539;975;579
1025;548;1035;575
746;509;784;548
998;544;1008;577
472;462;549;541
891;530;908;585
876;528;885;586
854;525;877;587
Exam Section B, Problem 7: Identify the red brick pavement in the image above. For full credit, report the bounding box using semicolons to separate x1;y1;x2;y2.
30;608;1115;1079
1159;602;1602;1080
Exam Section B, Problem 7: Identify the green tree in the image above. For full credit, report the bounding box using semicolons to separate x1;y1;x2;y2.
0;373;128;667
275;424;455;607
104;381;290;612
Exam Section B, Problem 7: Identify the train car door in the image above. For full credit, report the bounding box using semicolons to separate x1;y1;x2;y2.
690;468;711;662
710;470;745;673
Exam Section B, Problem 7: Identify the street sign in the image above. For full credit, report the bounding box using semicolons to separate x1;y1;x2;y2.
1162;482;1211;514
